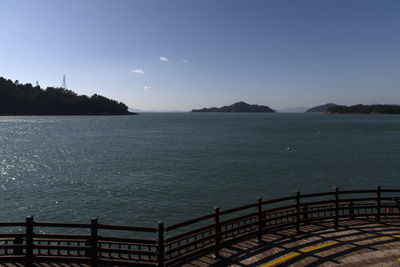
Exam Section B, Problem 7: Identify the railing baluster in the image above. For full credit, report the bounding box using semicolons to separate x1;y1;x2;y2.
349;200;354;219
149;244;153;262
90;218;98;267
13;236;23;255
302;204;308;223
376;185;381;223
334;187;339;228
295;191;300;233
67;241;70;256
213;207;220;258
257;197;265;242
25;216;34;267
157;221;165;267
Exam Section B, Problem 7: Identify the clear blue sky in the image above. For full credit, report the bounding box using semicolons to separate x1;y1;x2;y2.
1;0;400;111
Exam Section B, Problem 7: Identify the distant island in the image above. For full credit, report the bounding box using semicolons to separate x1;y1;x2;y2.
306;103;338;113
327;104;400;114
191;101;276;113
0;77;135;115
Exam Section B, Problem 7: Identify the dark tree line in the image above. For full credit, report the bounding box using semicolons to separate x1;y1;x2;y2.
0;77;134;115
327;104;400;114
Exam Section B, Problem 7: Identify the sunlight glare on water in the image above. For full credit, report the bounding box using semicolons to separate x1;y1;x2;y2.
0;113;399;228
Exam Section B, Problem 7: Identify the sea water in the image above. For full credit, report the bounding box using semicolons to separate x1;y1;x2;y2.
0;113;399;227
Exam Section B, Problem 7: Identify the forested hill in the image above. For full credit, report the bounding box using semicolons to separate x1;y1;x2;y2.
0;77;134;115
192;101;276;113
306;103;338;113
327;104;400;114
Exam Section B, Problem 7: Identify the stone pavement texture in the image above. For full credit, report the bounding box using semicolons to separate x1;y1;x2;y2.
182;218;400;266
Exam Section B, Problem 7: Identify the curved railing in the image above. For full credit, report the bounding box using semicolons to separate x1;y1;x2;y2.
1;186;400;266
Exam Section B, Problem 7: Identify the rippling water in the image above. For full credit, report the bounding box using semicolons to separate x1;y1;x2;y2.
0;113;399;228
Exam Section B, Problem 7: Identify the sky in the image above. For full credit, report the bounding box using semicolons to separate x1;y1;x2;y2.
1;0;400;111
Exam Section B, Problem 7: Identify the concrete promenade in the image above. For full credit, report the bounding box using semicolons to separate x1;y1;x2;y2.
183;218;400;266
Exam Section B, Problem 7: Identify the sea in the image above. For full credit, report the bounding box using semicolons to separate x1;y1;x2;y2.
0;113;399;229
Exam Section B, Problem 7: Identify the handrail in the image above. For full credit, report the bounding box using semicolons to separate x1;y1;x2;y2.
260;195;295;205
300;191;334;198
34;221;91;228
340;189;377;194
98;223;157;232
381;189;400;192
166;213;214;232
0;222;25;227
0;185;398;266
219;202;258;216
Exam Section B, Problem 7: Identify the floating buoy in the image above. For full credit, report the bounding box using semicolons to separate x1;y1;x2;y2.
287;146;296;151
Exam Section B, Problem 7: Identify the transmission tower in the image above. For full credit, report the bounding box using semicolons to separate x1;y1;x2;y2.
62;74;67;89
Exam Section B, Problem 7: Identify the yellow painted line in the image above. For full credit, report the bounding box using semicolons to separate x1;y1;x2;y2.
260;252;301;267
259;242;339;267
260;234;400;267
375;236;390;240
300;241;339;252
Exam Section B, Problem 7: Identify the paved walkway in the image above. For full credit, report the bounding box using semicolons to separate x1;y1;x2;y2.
183;218;400;266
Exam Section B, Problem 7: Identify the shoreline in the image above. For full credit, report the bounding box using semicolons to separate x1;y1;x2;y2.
0;112;138;116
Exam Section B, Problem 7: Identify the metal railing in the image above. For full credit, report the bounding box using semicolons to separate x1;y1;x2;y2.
1;185;399;266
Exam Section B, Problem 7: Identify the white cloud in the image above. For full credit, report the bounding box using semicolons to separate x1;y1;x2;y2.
182;59;188;64
159;57;169;62
144;85;154;91
132;69;145;75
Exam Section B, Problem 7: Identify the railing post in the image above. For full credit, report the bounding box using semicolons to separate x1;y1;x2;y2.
157;221;165;267
295;191;300;234
334;187;339;228
90;218;98;267
349;200;354;219
376;185;381;223
213;207;220;258
25;216;34;267
257;197;263;242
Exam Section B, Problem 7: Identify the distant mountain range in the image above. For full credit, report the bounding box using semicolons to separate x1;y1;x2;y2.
306;103;338;113
191;101;276;113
